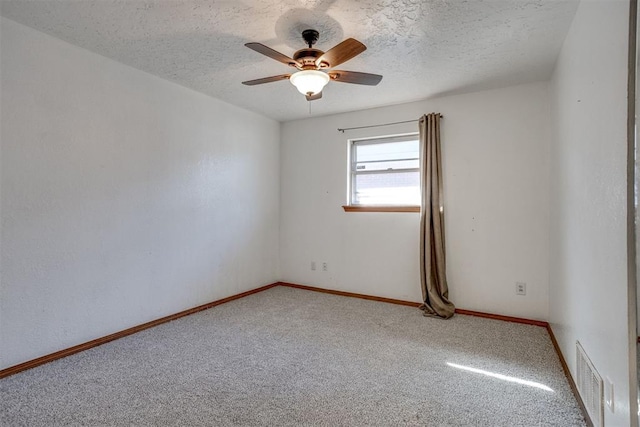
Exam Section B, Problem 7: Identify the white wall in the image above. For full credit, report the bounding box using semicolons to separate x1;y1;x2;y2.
549;1;632;425
0;18;280;369
280;82;551;321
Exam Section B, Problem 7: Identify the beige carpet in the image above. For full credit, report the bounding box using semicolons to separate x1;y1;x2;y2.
1;286;585;426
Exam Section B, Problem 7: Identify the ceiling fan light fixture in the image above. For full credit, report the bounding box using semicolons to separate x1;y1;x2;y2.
290;70;330;96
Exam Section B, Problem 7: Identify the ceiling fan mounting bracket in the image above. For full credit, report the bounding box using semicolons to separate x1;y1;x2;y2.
301;29;319;48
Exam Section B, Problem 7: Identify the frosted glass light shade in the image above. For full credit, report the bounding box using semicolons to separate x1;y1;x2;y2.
290;70;330;95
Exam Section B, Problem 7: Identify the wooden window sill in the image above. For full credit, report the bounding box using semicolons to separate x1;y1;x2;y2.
342;205;420;213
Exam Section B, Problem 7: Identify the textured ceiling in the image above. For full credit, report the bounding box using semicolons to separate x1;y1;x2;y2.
0;0;578;122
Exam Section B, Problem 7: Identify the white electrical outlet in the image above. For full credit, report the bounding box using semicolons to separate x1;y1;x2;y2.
322;262;328;271
605;376;614;412
516;282;526;295
311;261;316;271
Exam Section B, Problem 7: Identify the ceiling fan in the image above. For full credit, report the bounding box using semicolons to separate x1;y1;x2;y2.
242;29;382;101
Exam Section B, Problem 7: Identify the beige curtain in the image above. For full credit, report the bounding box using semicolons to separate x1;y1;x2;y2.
419;113;455;319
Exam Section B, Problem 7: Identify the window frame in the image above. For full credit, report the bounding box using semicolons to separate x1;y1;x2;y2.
343;132;421;213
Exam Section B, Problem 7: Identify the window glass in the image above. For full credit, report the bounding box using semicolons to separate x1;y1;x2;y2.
349;134;420;206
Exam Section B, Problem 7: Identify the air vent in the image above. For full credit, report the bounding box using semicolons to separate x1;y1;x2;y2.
576;341;604;427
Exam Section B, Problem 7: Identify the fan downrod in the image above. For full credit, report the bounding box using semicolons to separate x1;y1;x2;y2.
302;29;319;48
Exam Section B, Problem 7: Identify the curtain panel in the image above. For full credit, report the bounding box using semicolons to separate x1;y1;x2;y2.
419;113;455;319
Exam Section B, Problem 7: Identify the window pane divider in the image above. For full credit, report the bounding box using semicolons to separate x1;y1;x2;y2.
353;168;420;176
342;205;420;213
355;157;418;164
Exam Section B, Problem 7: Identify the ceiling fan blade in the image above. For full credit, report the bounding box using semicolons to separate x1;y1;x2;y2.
245;43;302;68
306;92;323;101
242;74;291;86
316;38;366;68
329;70;382;85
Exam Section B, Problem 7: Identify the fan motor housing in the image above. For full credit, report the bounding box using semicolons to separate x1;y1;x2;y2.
293;49;329;69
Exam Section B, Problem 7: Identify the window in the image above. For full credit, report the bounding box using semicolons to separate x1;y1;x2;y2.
346;134;420;210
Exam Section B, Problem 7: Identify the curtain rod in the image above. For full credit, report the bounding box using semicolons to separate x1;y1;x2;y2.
337;115;443;133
